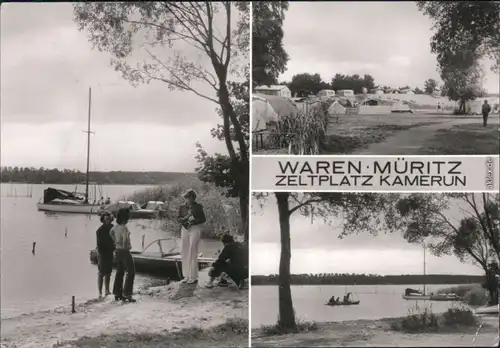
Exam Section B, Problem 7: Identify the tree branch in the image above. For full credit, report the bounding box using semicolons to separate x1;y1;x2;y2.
142;46;219;104
289;198;325;215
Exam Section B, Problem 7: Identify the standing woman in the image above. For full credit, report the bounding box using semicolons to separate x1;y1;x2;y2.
96;212;115;298
177;189;206;285
110;208;136;302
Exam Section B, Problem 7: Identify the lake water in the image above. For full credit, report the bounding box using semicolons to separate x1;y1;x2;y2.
0;183;220;319
251;284;469;328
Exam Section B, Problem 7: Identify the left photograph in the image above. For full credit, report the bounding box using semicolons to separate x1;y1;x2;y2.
1;2;249;348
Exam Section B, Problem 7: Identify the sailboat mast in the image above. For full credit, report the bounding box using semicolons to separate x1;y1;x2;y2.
84;87;91;204
423;243;426;295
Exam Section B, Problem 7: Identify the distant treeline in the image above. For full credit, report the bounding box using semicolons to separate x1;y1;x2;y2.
0;167;197;185
252;273;485;286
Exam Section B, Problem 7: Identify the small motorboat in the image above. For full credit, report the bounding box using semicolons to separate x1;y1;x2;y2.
89;238;216;280
99;201;166;219
326;300;360;306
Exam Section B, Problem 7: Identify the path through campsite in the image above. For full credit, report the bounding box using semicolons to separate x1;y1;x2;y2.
327;113;499;155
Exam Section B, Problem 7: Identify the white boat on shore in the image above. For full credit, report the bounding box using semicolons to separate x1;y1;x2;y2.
402;244;460;302
36;186;104;214
475;305;499;315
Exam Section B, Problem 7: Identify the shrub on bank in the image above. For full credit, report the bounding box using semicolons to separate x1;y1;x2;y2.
261;319;318;336
126;176;241;239
390;304;478;333
437;284;488;306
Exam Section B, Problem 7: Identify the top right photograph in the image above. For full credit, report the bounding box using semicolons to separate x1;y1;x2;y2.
252;1;500;156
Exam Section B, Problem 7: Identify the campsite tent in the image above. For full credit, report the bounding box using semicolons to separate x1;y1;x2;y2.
252;94;299;131
391;101;412;113
328;101;346;115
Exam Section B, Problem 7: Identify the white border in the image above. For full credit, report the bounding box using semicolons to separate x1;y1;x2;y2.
251;154;499;193
248;2;253;346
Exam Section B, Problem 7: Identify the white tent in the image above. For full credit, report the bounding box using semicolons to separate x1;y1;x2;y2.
252;94;299;131
391;101;412;113
252;95;280;131
328;101;346;115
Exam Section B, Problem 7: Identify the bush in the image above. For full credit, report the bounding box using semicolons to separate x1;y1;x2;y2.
437;284;488;306
391;304;478;333
391;304;439;333
442;306;476;327
126;176;241;239
261;319;318;336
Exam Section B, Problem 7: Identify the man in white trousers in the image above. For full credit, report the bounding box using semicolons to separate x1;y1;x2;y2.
177;189;206;285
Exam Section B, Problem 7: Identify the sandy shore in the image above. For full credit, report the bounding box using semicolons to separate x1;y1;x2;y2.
1;271;248;348
252;316;498;347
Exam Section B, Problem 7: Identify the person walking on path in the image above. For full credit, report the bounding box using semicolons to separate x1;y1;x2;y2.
482;100;492;127
96;212;115;298
110;208;136;302
177;189;206;285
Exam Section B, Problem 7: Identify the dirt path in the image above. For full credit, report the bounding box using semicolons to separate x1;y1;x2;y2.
1;272;248;348
252;317;498;347
354;119;478;155
353;117;498;155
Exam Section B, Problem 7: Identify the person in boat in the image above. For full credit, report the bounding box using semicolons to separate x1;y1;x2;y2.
177;189;206;285
105;197;111;205
96;212;115;298
110;208;136;302
327;296;337;305
343;292;352;304
206;234;248;289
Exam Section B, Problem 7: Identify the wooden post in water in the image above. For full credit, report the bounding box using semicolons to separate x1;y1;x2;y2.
71;296;76;313
32;242;36;255
142;234;145;251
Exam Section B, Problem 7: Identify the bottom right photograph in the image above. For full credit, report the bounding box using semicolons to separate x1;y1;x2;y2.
250;192;499;347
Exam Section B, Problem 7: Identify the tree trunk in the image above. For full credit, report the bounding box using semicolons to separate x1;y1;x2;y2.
216;77;249;240
275;192;296;330
239;186;249;242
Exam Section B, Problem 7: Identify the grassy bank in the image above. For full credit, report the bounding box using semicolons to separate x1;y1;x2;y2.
436;283;489;306
322;122;435;154
125;176;241;239
420;123;500;155
252;306;496;347
54;317;248;348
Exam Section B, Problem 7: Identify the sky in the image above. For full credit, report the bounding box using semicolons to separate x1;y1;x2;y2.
280;2;499;93
0;3;231;172
251;194;485;276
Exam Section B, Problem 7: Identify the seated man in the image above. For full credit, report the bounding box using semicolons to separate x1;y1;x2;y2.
206;234;248;289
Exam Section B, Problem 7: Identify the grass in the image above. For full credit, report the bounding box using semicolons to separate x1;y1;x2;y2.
437;284;489;306
420;123;500;155
125;176;241;239
390;304;478;334
321;123;435;154
53;317;248;348
260;315;319;336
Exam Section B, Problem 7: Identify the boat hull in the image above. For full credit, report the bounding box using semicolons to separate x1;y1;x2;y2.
37;203;102;214
402;295;431;300
402;295;459;301
89;249;213;280
326;301;360;306
475;305;498;315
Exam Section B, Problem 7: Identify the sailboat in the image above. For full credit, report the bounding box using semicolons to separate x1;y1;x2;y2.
37;87;104;214
402;244;460;301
